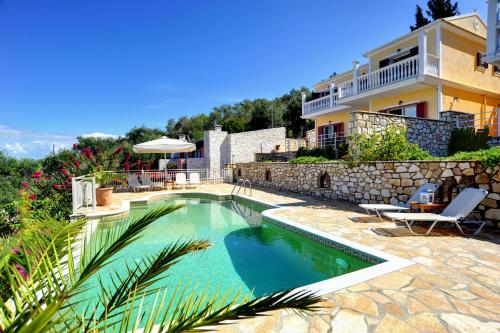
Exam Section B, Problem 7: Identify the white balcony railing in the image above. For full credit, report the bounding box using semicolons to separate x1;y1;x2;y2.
302;53;440;116
426;54;440;76
302;93;338;116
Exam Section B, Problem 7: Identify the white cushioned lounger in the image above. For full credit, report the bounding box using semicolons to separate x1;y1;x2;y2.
359;183;439;220
384;188;488;236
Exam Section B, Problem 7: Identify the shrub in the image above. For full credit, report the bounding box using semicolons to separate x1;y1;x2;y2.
448;127;489;155
289;156;329;164
351;125;433;162
296;143;347;160
446;146;500;167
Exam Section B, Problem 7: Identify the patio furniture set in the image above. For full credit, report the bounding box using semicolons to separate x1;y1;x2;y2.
127;172;201;192
360;184;489;236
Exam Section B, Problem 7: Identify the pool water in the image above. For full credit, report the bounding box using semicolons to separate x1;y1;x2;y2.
80;196;373;321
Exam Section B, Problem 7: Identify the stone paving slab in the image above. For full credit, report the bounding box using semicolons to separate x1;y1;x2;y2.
89;184;500;332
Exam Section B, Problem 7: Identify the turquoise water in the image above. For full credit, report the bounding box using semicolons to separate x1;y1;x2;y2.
79;196;373;322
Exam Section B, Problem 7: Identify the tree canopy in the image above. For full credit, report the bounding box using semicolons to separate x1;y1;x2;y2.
165;88;313;140
410;0;459;31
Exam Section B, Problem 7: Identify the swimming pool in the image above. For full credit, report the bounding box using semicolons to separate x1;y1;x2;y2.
80;193;412;323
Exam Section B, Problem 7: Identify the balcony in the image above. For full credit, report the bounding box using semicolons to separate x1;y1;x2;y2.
338;54;439;99
302;93;338;116
302;53;439;117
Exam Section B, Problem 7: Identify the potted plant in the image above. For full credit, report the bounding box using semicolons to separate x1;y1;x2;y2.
94;167;127;206
79;146;128;206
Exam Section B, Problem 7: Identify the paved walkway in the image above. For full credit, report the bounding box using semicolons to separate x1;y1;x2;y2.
86;184;500;332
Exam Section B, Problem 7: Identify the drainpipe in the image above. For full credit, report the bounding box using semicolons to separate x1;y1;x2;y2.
418;30;428;77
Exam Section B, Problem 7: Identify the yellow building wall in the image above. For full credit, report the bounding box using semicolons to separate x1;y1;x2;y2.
315;111;351;128
440;29;500;93
370;87;438;119
447;16;487;38
369;30;437;71
442;85;500;136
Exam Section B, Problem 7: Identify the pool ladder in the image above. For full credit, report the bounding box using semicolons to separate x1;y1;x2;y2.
231;179;252;197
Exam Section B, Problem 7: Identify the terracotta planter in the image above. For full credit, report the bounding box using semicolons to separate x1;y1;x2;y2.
96;187;114;206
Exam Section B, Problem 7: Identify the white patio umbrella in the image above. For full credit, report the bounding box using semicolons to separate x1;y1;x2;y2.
132;136;195;154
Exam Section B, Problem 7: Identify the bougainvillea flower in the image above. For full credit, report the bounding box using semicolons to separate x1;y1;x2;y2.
53;184;60;190
21;182;28;188
82;147;92;159
73;143;78;150
124;161;130;172
14;263;29;280
28;194;37;200
11;247;20;254
75;160;81;169
112;146;124;155
31;171;42;179
124;152;131;162
60;168;69;175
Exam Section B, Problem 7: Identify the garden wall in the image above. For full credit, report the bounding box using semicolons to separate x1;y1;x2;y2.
233;161;500;222
348;111;473;157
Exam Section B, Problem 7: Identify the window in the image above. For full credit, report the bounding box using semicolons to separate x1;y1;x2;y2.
494;65;500;76
379;46;419;68
380;102;426;118
476;52;489;70
265;169;272;182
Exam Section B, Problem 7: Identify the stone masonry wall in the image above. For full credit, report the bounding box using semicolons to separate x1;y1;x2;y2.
204;127;286;172
234;161;500;222
349;111;453;157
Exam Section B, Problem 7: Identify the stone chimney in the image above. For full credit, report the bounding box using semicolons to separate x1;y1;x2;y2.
178;134;186;141
214;124;222;132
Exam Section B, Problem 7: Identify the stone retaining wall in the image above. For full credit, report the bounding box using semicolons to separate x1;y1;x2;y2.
233;161;500;222
348;111;468;157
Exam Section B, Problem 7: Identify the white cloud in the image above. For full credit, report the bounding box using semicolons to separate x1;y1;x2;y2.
0;124;76;159
4;143;27;154
81;132;119;139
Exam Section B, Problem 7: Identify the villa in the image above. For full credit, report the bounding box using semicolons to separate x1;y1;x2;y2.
302;13;500;155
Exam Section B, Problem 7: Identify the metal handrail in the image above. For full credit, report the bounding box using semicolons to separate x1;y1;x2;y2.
231;179;244;196
243;179;252;196
231;179;252;197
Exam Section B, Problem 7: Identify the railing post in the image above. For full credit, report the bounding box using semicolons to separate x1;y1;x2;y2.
352;61;360;95
301;92;307;116
329;82;335;107
72;178;77;213
91;177;97;210
418;30;428;76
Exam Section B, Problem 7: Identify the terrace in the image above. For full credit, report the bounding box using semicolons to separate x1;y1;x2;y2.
302;30;440;118
82;183;500;332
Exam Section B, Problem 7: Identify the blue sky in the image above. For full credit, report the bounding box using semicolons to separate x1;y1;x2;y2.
0;0;487;158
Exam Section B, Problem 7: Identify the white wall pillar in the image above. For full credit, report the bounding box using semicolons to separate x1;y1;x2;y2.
437;84;442;119
352;60;360;94
301;92;307;115
418;30;428;76
329;82;336;107
436;26;441;77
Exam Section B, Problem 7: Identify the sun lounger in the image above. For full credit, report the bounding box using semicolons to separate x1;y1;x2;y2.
128;175;149;192
384;188;488;236
359;183;439;220
175;173;187;189
139;174;163;191
188;172;200;188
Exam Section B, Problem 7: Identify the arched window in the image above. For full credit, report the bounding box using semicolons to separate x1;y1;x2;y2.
319;172;331;189
265;169;272;182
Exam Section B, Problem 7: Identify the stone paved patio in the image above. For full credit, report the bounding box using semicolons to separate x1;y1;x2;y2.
88;184;500;333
